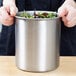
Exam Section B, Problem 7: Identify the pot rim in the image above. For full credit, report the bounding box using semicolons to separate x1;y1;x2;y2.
15;11;59;20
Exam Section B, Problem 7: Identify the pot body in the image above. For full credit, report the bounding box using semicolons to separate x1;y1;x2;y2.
15;11;61;72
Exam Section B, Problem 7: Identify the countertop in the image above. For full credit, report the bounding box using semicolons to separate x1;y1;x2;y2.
0;56;76;76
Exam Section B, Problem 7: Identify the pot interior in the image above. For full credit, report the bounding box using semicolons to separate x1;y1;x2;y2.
15;11;58;20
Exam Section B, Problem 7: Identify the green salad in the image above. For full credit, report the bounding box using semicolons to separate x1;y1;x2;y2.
19;11;57;18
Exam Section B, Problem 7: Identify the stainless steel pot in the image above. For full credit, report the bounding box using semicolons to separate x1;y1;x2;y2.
15;11;61;72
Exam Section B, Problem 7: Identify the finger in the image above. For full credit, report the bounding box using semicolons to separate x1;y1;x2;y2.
0;7;10;19
65;6;76;27
67;18;76;27
62;16;68;25
3;8;14;20
3;5;10;13
0;7;14;26
0;15;14;26
10;6;18;16
58;6;68;17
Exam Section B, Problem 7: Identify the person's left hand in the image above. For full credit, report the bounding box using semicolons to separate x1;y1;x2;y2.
58;0;76;27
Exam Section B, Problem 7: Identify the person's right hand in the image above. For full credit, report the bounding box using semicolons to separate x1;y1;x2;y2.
0;0;18;26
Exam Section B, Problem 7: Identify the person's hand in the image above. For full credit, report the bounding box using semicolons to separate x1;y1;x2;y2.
0;6;14;26
0;0;18;26
58;0;76;27
3;0;18;16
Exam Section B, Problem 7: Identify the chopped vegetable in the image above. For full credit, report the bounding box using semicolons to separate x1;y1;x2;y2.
19;11;57;18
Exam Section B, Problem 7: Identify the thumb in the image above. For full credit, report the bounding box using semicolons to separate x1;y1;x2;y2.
58;6;68;17
10;6;18;16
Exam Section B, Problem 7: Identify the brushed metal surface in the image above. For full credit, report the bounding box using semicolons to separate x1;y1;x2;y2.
15;11;61;72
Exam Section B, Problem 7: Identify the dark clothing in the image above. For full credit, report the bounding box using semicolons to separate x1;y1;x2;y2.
0;25;15;55
0;0;76;56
